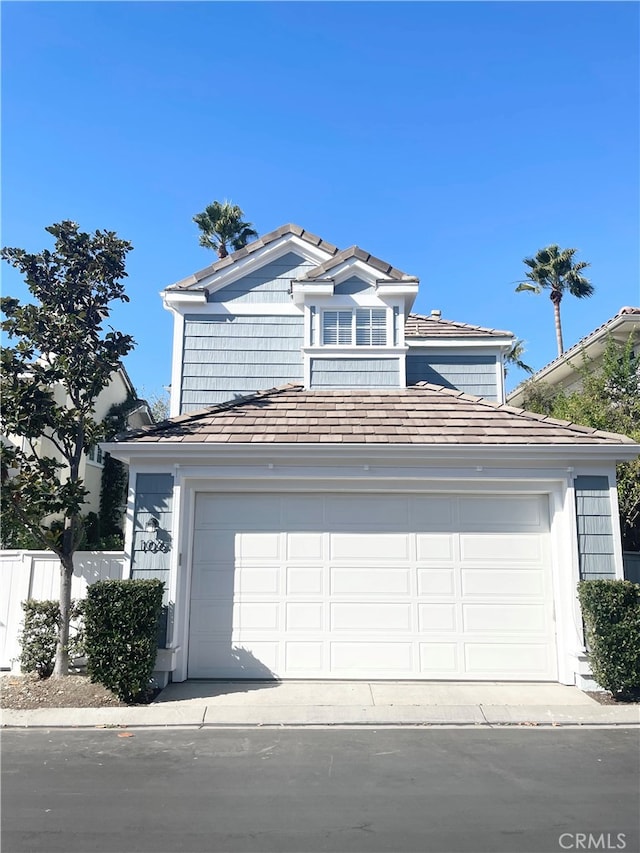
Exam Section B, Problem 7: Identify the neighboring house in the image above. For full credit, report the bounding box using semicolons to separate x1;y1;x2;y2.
507;306;640;407
4;365;152;522
105;225;639;687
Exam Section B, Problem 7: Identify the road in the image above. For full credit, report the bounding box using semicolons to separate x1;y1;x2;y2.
2;728;638;853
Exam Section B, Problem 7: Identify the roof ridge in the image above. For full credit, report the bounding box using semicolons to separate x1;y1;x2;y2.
165;225;341;291
301;244;417;282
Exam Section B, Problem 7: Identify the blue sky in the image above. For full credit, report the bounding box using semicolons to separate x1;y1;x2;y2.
3;1;639;399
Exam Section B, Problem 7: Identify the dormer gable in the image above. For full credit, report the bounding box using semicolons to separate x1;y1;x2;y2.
163;224;339;306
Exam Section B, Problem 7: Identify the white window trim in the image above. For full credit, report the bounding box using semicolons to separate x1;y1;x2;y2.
319;307;393;348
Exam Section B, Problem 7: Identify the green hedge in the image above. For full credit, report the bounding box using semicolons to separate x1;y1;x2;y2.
577;579;640;697
19;599;85;678
84;579;165;703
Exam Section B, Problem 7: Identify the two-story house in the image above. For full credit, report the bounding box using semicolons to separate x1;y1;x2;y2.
106;225;638;688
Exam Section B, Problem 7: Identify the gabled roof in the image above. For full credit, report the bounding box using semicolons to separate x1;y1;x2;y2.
301;246;417;283
405;313;513;339
166;224;340;291
116;383;637;447
508;306;640;405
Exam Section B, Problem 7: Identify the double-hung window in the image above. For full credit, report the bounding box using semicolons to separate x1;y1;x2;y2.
322;308;387;346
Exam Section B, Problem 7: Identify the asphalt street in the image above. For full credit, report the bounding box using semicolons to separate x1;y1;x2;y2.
2;728;639;853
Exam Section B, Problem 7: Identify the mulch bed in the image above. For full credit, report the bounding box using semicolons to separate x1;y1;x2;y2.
585;690;640;705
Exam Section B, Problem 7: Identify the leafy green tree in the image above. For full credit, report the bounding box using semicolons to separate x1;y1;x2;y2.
521;336;640;550
193;200;258;258
515;245;594;357
1;221;135;675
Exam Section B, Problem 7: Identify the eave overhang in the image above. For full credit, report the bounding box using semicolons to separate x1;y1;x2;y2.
103;440;640;468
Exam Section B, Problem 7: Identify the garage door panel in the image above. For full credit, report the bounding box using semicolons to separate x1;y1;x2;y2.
458;496;545;531
331;567;411;595
286;602;323;630
420;643;458;673
287;532;324;560
464;643;551;675
281;495;324;528
331;603;411;631
330;533;410;561
285;641;324;671
416;534;455;562
460;533;543;563
409;496;455;529
461;568;544;597
236;602;280;630
239;532;280;560
237;567;280;594
325;495;409;528
193;530;236;562
190;603;234;634
189;492;557;681
286;567;323;594
418;603;457;632
191;565;236;599
417;568;455;595
462;603;547;633
331;642;413;671
195;495;281;530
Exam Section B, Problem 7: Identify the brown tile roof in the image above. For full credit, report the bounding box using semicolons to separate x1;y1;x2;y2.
405;313;513;339
166;224;340;291
301;246;418;282
117;384;636;446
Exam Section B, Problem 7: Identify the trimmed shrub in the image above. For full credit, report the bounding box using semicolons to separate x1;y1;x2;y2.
577;579;640;697
19;600;60;678
84;579;165;703
19;599;85;678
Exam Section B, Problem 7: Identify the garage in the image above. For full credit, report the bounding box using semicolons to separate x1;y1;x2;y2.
188;491;557;680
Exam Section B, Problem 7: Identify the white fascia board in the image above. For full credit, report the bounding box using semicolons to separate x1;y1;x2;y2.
291;281;335;305
177;302;303;316
169;310;185;417
198;237;333;296
375;283;419;297
103;441;640;467
163;291;207;307
406;338;513;350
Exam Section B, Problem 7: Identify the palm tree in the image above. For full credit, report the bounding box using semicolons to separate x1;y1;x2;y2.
515;245;594;357
193;200;258;259
504;338;533;378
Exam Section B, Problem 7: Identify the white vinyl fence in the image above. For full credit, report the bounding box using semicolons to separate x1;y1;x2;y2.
0;550;125;671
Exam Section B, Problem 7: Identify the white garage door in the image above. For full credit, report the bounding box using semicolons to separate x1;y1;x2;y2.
188;493;557;680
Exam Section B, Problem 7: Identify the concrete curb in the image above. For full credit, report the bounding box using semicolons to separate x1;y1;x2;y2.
3;703;639;729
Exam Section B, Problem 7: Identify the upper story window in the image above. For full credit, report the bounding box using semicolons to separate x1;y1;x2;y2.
87;445;103;466
322;308;387;346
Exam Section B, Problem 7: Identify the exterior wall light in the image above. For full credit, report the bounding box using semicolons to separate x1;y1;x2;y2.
145;517;160;536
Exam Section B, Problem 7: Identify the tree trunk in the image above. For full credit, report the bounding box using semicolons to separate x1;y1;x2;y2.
551;291;564;357
53;556;74;676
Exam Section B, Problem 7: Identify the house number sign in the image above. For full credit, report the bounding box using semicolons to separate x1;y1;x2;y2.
140;540;171;554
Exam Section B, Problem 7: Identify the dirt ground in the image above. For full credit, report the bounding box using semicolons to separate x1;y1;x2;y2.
0;673;125;709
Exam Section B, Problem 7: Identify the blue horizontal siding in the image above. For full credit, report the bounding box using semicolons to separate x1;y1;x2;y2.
131;473;174;623
334;275;374;295
181;314;304;411
574;476;616;580
310;357;399;388
208;253;313;304
407;353;498;400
